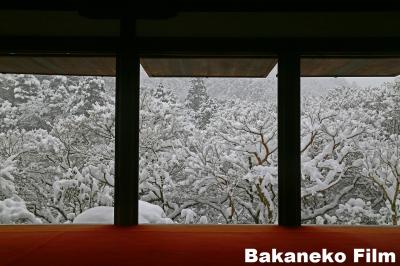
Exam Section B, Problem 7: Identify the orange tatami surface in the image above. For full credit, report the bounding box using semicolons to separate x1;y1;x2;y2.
0;225;399;266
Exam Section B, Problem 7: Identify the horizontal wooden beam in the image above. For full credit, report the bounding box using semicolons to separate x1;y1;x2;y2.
0;37;118;55
141;57;277;77
0;37;400;56
137;37;400;56
3;2;400;13
0;56;115;76
301;58;400;77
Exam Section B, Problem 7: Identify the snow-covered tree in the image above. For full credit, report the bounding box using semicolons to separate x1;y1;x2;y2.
1;71;399;226
0;74;114;224
139;84;190;217
183;99;278;224
185;78;216;129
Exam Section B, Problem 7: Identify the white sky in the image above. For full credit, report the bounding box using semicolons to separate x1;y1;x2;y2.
344;76;398;87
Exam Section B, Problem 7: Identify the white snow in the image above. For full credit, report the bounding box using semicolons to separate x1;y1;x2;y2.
181;208;196;224
139;200;173;224
73;200;173;224
73;206;113;224
0;196;41;224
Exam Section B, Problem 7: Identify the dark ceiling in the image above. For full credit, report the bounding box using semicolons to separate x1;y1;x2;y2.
1;2;400;38
1;4;400;77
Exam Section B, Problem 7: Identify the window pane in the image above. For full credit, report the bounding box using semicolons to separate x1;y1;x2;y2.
139;59;278;224
0;73;115;224
301;57;400;225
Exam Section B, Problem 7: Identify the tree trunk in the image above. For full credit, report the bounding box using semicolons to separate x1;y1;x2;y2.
391;203;398;226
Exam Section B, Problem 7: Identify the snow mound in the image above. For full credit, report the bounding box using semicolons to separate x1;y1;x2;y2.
139;200;173;224
73;206;113;224
0;196;41;224
73;201;173;224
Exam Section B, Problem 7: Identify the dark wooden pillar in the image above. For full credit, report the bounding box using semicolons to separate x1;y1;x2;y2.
114;17;139;225
277;53;301;226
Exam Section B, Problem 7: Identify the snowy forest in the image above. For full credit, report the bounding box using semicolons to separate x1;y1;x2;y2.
0;70;399;225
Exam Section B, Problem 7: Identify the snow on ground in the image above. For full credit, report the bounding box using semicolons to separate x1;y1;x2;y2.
73;200;173;224
139;200;173;224
73;206;113;224
0;196;41;224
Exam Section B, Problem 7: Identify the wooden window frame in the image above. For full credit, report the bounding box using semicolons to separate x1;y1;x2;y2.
1;18;400;226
